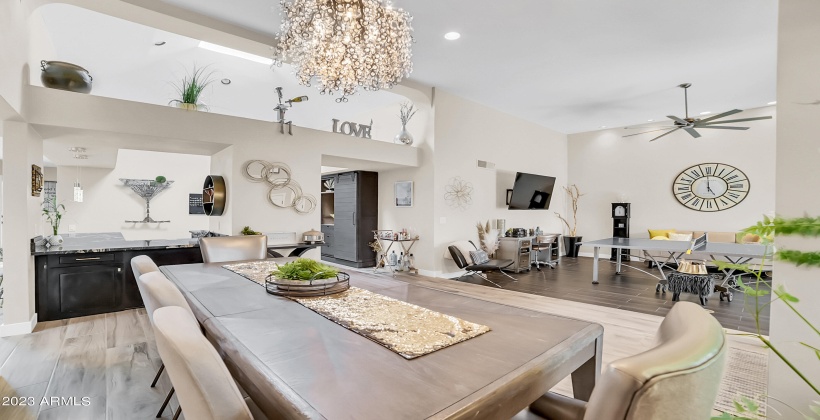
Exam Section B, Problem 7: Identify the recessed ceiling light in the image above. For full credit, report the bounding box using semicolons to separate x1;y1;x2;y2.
198;41;273;65
444;32;461;41
154;41;166;46
73;154;88;160
768;101;777;105
68;147;87;153
647;119;654;122
700;111;711;115
221;78;231;85
600;125;607;129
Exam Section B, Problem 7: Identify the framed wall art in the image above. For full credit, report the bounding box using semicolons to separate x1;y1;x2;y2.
395;181;413;207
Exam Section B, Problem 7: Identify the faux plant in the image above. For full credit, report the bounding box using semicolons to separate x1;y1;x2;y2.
555;184;584;237
271;258;339;281
476;220;499;255
398;101;417;127
711;215;820;420
154;175;167;184
42;197;65;235
169;65;215;110
240;226;262;236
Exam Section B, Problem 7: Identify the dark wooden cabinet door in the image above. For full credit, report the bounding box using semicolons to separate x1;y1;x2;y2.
321;225;334;256
334;172;359;261
46;264;124;319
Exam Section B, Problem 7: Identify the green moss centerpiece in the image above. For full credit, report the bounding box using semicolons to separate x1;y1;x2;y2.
265;258;349;297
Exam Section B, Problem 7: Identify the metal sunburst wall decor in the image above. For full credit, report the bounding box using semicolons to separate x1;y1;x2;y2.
445;177;474;210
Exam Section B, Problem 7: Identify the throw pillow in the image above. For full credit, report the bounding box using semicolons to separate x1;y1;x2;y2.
651;236;670;240
648;229;676;239
469;250;490;265
736;233;762;244
668;232;693;241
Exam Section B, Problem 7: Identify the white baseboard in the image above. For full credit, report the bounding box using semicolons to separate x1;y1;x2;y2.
0;313;37;337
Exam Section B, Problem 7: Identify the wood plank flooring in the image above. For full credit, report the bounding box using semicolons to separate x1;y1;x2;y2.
455;256;770;335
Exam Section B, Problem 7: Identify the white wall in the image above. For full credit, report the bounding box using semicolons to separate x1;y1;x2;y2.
55;149;211;240
0;0;29;114
567;106;776;255
769;0;820;414
433;90;569;275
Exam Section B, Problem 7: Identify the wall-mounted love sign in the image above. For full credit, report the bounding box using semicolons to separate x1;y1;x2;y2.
332;119;373;139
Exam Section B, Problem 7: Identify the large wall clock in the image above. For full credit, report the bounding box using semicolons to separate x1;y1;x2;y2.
673;163;750;212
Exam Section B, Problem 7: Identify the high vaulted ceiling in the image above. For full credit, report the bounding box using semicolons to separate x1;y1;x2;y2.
159;0;778;133
35;0;778;135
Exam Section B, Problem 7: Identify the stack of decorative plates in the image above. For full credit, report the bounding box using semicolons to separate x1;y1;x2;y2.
265;272;350;297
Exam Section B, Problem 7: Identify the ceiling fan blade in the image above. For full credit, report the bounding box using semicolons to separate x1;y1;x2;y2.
698;116;773;125
696;126;750;130
623;125;675;130
667;115;688;125
696;109;742;124
684;128;701;138
649;127;683;142
622;127;676;138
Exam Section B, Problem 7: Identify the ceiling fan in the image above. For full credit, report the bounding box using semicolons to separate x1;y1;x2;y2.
624;83;772;142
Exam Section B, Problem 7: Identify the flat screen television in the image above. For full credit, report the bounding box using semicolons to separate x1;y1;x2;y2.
507;172;556;210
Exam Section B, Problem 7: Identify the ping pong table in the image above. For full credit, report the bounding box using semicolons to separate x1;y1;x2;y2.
583;237;770;299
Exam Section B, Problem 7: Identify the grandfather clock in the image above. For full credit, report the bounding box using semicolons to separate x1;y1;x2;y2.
611;203;630;261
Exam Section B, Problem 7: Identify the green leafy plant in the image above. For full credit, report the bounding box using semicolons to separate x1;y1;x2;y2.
271;258;339;281
169;65;215;110
154;175;167;184
711;215;820;419
42;197;65;235
240;226;262;236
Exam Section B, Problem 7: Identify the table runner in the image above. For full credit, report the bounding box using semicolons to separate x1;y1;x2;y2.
292;287;490;359
222;261;490;359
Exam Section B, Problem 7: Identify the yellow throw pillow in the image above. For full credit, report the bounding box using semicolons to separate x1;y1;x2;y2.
651;236;670;240
648;229;676;239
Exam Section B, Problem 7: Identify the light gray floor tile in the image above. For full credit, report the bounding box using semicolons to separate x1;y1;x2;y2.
65;314;106;338
105;342;167;418
0;381;48;420
0;325;65;389
44;333;107;401
105;311;145;349
37;395;105;420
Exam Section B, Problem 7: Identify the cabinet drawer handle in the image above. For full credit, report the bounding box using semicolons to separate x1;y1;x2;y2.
75;257;101;261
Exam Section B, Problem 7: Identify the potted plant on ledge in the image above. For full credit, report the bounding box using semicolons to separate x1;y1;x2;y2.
169;65;215;111
556;184;584;257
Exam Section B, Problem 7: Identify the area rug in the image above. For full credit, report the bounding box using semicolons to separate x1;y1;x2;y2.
714;347;768;417
291;287;491;359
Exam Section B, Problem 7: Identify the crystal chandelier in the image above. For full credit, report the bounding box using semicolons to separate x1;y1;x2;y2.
273;0;414;101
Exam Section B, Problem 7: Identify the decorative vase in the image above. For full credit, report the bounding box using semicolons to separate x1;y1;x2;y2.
40;60;92;94
563;236;583;258
394;125;414;146
177;103;199;111
48;234;64;246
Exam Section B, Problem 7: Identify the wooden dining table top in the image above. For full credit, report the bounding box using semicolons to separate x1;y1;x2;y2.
160;259;604;420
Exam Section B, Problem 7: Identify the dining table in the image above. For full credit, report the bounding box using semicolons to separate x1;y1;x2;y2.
160;258;604;420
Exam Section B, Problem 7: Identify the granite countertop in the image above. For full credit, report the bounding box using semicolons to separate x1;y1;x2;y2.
32;232;200;255
31;232;323;256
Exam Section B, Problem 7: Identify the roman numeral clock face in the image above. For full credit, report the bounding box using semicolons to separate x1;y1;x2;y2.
673;163;750;212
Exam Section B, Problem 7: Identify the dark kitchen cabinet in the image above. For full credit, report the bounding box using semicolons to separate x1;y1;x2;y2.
321;171;378;268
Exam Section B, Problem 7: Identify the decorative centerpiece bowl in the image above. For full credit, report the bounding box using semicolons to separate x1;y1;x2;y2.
265;272;350;297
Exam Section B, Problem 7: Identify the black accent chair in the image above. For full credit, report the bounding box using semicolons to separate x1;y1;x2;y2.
448;241;516;288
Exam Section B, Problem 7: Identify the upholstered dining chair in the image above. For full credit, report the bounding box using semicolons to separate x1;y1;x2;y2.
523;301;727;420
199;235;268;263
138;271;199;418
131;254;160;279
152;306;256;420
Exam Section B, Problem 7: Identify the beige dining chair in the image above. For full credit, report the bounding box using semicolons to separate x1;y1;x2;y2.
138;271;198;418
153;306;255;420
200;235;268;263
524;301;726;420
131;254;160;279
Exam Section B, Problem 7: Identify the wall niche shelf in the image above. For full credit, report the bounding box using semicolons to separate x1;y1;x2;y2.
121;178;173;223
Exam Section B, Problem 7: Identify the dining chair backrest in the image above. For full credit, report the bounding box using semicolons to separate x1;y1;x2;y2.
582;301;727;420
153;306;253;420
131;255;160;280
200;235;268;263
138;271;196;324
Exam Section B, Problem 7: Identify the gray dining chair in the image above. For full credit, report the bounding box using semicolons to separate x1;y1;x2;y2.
138;271;198;418
199;235;268;263
153;306;257;420
131;254;160;279
522;301;726;420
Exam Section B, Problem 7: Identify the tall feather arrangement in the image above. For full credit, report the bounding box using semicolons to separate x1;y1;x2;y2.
476;220;499;256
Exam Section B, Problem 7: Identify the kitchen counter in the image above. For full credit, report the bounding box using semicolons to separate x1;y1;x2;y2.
31;232;324;256
32;232;199;255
